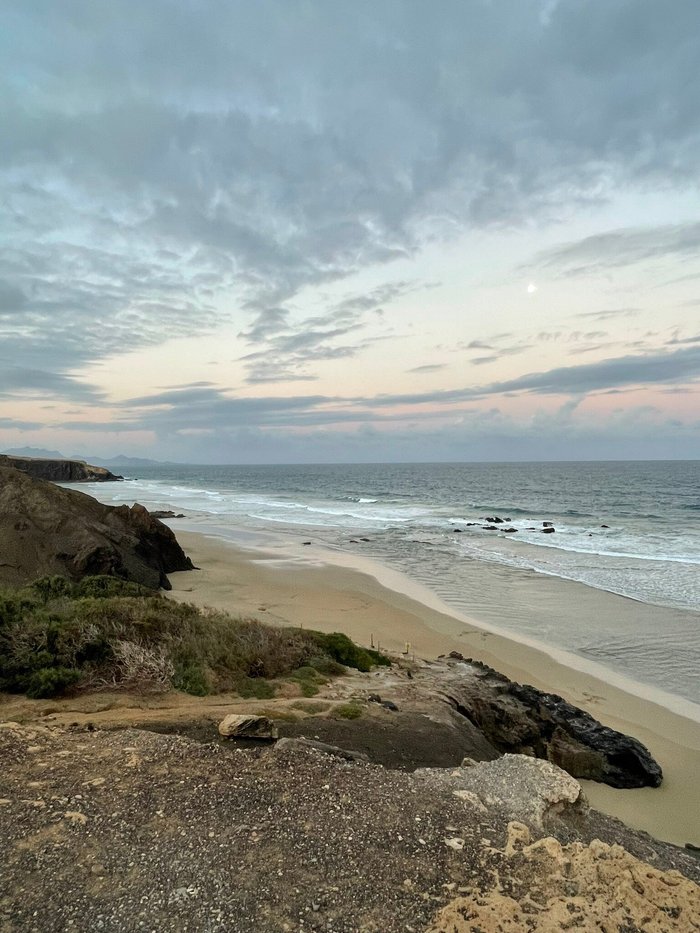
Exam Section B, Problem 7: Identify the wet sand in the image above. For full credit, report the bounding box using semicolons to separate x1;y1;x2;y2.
168;530;700;849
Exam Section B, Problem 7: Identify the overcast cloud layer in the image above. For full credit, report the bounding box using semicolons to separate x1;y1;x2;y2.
1;0;699;461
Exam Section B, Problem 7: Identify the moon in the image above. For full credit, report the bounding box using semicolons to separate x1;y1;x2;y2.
527;282;538;294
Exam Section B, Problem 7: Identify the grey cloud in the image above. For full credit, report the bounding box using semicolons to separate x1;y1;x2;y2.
0;416;43;430
0;366;103;403
407;364;446;374
3;0;700;399
535;223;700;276
483;345;700;397
238;280;418;382
575;308;640;321
240;308;290;341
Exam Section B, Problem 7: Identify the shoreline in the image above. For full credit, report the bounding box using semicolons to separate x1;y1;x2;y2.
169;529;700;848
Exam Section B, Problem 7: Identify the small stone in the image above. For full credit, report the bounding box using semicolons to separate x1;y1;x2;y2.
64;811;88;824
444;837;465;851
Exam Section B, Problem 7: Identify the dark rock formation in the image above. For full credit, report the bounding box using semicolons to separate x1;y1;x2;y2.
0;454;121;482
543;521;554;528
542;526;556;534
0;466;193;590
482;525;498;530
151;511;185;519
442;660;662;789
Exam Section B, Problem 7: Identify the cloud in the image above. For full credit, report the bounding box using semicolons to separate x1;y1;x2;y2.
237;281;417;382
575;308;640;321
407;364;446;374
0;366;103;403
535;223;700;277
3;0;700;401
0;416;44;430
93;344;700;444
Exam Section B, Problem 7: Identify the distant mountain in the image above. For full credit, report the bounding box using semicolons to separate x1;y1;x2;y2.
3;446;69;460
3;447;170;468
71;454;170;468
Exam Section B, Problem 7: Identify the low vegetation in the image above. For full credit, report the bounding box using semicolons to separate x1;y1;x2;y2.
333;703;364;720
0;576;390;699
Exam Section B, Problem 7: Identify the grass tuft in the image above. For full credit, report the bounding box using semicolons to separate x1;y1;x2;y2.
333;703;364;720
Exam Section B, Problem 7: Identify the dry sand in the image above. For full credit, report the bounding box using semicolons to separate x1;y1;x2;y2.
168;530;700;849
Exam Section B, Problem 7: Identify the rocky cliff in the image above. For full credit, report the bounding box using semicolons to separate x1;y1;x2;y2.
0;466;193;590
0;454;122;482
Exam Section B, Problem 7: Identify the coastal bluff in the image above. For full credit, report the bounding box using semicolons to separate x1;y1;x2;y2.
0;466;193;590
0;453;121;483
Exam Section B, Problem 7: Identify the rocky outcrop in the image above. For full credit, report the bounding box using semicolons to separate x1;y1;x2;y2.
442;660;662;788
429;819;700;933
324;658;663;790
0;454;121;482
0;466;193;590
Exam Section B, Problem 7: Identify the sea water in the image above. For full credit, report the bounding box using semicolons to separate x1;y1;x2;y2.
80;460;700;706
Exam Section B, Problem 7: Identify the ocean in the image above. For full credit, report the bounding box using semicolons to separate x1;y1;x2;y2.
80;460;700;707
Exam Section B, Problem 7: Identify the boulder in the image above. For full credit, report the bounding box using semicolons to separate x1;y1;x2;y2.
0;467;193;590
218;715;278;740
443;660;662;789
543;521;554;528
274;737;368;762
417;754;584;830
542;527;556;534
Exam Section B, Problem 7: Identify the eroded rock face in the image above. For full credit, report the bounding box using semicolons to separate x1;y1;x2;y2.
429;821;700;933
443;660;662;789
0;467;193;590
0;454;121;482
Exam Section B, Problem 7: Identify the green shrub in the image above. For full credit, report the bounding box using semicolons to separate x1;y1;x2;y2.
172;660;210;696
234;676;275;699
333;703;363;720
30;576;74;603
73;576;151;600
26;666;81;699
308;632;390;673
308;656;346;677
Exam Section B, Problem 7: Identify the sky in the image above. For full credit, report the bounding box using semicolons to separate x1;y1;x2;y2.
1;0;699;463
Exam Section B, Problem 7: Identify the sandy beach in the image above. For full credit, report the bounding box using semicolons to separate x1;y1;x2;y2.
168;529;700;849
